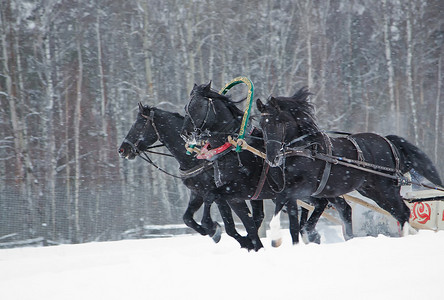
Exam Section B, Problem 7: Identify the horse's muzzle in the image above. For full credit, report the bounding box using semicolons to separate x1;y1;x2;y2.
118;143;137;160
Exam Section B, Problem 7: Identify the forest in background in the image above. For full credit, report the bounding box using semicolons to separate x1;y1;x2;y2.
1;0;443;246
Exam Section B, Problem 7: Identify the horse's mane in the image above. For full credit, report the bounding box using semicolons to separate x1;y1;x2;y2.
270;87;319;135
139;104;184;120
159;108;184;120
192;83;244;119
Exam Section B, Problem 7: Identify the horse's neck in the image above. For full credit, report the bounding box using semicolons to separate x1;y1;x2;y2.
286;130;323;149
154;109;199;170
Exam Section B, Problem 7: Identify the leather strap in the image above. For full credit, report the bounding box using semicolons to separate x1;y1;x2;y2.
312;133;333;196
252;162;270;200
347;136;365;162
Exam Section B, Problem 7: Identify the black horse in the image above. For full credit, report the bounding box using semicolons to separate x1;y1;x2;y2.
181;82;354;244
119;103;268;251
256;87;442;234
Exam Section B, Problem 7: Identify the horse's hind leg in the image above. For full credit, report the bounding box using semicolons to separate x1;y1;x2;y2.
358;183;411;236
328;196;354;240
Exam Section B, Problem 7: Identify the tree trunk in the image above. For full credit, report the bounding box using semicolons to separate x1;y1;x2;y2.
95;12;108;237
141;1;154;99
14;29;38;238
305;0;313;89
0;2;31;234
73;24;83;243
383;0;396;116
434;54;442;164
406;0;419;144
43;33;57;240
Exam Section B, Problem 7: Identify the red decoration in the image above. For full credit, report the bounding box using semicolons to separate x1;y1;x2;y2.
411;202;431;224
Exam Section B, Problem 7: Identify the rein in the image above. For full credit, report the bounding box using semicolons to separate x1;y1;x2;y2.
138;151;182;179
144;144;174;157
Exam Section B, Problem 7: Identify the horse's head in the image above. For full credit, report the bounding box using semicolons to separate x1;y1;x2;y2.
257;97;291;167
181;81;243;145
118;103;160;159
257;87;316;167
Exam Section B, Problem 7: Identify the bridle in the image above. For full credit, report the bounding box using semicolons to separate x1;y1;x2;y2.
261;112;287;164
127;107;180;178
184;95;241;145
184;95;216;139
124;108;159;155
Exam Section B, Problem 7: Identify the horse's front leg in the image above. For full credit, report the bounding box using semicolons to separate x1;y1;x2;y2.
200;196;222;243
270;195;300;246
285;198;300;245
300;207;309;231
300;197;328;244
227;198;263;251
328;196;354;240
214;196;254;250
269;197;286;247
182;192;208;236
250;200;264;232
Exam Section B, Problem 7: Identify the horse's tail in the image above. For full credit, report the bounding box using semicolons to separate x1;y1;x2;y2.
386;135;442;186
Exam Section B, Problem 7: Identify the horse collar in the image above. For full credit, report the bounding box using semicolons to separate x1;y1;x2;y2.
196;142;233;161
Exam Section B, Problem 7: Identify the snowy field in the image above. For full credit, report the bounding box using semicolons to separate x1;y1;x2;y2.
1;226;443;300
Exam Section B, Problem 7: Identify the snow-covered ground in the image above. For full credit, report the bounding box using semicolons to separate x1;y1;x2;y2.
1;225;443;300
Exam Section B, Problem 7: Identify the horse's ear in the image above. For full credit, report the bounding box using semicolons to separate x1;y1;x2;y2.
190;84;198;96
138;102;144;112
256;99;265;112
269;97;282;112
269;96;277;107
204;81;212;93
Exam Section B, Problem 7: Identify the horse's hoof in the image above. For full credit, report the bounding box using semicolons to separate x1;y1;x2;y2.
311;233;321;244
247;239;264;252
254;244;264;252
271;238;282;248
250;243;264;252
210;223;222;243
301;230;321;244
401;222;416;237
239;237;255;250
344;234;354;241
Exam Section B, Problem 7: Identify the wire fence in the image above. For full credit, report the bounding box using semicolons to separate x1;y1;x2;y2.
0;177;195;248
